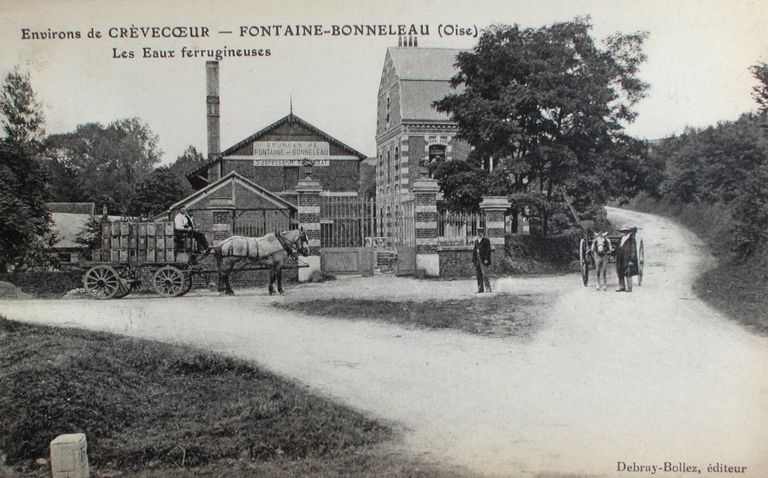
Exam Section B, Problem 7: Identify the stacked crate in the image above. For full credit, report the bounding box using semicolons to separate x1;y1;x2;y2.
99;221;176;263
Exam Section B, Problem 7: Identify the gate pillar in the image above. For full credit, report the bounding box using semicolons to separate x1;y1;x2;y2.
297;177;322;281
412;178;440;277
479;196;510;271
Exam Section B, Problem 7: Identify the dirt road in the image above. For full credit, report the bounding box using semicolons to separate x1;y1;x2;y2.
2;208;768;477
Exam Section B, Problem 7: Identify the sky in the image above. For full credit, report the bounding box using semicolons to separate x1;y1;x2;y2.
1;0;766;165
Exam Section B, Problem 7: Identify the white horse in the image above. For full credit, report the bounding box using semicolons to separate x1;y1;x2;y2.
213;228;309;296
590;233;613;291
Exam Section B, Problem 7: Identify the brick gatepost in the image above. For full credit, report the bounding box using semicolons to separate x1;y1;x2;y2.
296;175;322;281
479;196;510;272
412;178;440;276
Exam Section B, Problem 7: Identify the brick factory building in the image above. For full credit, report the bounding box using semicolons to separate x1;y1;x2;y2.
170;61;367;240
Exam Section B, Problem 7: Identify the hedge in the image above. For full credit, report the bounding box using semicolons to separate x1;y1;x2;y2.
0;271;82;295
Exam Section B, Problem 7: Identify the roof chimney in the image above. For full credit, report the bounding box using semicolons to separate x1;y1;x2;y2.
206;61;220;159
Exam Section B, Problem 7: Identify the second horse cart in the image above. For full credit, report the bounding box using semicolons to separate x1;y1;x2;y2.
579;227;644;287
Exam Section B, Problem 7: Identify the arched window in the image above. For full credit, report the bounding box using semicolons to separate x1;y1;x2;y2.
385;96;391;127
394;146;399;174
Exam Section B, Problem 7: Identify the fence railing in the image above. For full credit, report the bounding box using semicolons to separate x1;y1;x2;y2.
437;212;485;245
320;197;376;247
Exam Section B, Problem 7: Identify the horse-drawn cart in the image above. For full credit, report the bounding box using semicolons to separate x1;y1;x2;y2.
578;227;644;288
81;220;310;299
81;220;211;299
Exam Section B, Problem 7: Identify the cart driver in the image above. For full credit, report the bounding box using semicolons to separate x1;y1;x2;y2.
174;206;209;253
615;226;638;292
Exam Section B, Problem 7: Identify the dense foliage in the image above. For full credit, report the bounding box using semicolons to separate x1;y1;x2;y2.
652;112;768;260
44;118;164;214
433;19;662;235
0;69;54;272
127;166;187;217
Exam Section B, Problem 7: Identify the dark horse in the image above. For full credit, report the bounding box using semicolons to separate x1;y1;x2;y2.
213;228;309;295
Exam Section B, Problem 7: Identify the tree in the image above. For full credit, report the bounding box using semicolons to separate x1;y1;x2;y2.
45;118;163;212
75;214;105;261
0;68;53;271
750;62;768;114
168;145;205;195
433;19;656;236
0;143;53;271
127;166;186;217
0;67;45;152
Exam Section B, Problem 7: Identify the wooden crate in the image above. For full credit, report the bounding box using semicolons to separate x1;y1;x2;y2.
119;222;130;236
118;250;129;262
138;223;147;236
147;223;156;236
165;248;175;262
156;237;165;250
164;222;174;235
155;250;165;262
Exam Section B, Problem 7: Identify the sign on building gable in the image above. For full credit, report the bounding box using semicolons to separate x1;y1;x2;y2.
251;141;330;166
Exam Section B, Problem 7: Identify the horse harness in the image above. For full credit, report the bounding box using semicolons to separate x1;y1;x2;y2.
274;231;301;257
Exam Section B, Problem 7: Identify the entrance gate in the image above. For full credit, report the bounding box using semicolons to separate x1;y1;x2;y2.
317;196;416;276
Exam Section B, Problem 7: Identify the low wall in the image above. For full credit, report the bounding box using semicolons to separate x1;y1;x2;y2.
437;246;500;278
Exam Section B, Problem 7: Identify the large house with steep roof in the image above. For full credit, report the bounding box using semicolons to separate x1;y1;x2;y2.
375;46;470;210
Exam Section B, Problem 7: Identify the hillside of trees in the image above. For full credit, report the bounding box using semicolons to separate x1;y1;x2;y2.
634;62;768;278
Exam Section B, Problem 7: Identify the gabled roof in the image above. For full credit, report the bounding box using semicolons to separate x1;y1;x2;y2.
221;112;367;159
387;47;464;81
188;112;367;186
169;171;297;214
384;47;467;122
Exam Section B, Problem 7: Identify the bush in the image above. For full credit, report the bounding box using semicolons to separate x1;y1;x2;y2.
0;271;82;295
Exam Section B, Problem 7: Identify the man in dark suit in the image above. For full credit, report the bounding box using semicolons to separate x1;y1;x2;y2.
472;227;492;293
615;226;638;292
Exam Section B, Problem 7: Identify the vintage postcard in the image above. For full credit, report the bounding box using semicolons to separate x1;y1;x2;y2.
1;0;767;477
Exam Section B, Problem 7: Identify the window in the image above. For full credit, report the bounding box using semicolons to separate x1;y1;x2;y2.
394;147;399;173
427;144;446;178
385;96;391;127
212;211;230;224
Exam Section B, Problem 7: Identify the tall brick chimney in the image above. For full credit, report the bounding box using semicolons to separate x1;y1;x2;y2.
206;61;220;160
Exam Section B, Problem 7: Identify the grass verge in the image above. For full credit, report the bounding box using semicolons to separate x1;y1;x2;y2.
0;317;468;477
694;263;768;335
275;294;546;338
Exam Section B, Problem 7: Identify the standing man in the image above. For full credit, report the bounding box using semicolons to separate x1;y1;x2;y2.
615;226;638;292
472;226;492;293
174;206;210;253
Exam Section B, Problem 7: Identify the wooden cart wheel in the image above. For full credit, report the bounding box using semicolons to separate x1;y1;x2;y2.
579;238;589;287
83;265;122;299
153;266;188;297
638;239;645;286
179;271;193;296
112;267;132;299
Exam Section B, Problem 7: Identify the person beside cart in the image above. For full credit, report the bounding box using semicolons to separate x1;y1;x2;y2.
615;226;638;292
174;206;209;253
